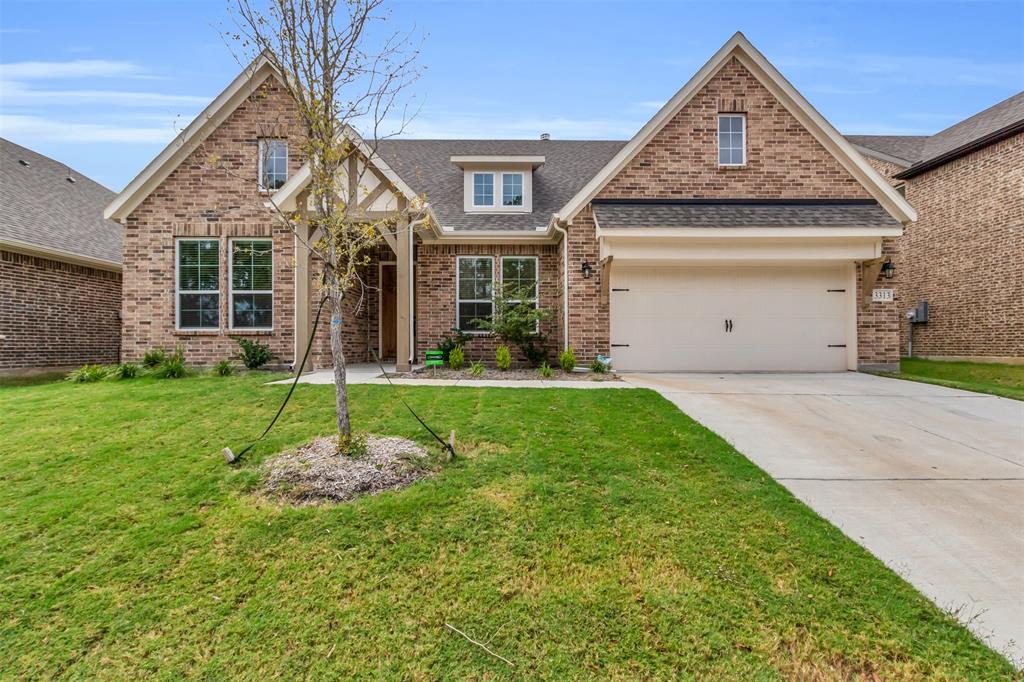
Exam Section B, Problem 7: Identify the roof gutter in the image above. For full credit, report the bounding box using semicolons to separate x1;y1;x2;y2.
0;238;122;272
895;119;1024;180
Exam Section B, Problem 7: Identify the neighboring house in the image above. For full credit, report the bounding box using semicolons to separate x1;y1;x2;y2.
848;92;1024;363
0;139;123;372
105;33;916;374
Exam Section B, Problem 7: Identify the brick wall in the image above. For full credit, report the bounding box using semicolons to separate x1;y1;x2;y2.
565;57;899;367
415;242;561;364
0;251;122;370
121;76;303;367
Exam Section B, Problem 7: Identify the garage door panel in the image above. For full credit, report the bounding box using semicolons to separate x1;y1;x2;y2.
609;266;850;372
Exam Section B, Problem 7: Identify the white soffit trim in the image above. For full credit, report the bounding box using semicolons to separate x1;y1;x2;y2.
0;237;122;271
268;123;420;213
556;32;918;225
596;226;904;239
105;54;279;221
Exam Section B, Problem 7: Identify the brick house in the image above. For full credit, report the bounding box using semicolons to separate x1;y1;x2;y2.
1;139;123;372
106;33;918;373
849;92;1023;363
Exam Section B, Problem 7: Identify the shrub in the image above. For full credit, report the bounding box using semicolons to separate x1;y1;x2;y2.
232;336;274;369
473;284;552;367
153;356;190;379
590;358;609;374
213;359;236;376
495;345;512;371
142;348;166;368
437;328;471;362
448;346;465;370
111;362;140;380
558;347;577;373
67;364;110;383
537;362;554;378
469;361;484;377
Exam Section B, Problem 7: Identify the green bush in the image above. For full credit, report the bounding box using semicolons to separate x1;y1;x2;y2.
590;358;609;374
67;364;110;383
473;284;552;367
448;346;465;370
537;362;554;379
213;359;236;376
232;337;274;369
153;356;190;379
495;345;512;371
437;328;471;362
111;363;140;380
141;348;166;368
559;347;577;373
469;361;484;377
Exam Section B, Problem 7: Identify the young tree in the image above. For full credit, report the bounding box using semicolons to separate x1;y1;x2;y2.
228;0;422;444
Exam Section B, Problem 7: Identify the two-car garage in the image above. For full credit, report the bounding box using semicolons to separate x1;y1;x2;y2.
609;264;854;372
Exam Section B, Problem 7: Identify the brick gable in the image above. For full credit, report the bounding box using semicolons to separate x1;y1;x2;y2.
598;57;872;200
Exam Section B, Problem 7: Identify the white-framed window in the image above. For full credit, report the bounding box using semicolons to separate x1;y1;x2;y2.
176;239;220;330
456;256;494;331
230;239;274;330
501;255;539;332
472;172;494;207
718;114;746;166
258;138;288;190
501;173;524;206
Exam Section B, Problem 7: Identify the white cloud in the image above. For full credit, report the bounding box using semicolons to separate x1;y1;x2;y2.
776;53;1023;88
0;79;209;107
0;114;178;144
0;59;147;80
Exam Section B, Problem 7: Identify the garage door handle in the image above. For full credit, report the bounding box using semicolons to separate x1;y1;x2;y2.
725;319;733;333
611;288;630;292
611;344;630;347
828;344;847;348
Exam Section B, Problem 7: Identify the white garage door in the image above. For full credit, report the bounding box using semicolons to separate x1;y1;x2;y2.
609;265;851;372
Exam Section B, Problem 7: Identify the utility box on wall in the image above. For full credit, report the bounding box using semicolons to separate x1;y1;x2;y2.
908;301;929;324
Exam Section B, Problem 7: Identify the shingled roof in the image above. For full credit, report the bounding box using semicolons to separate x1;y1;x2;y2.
1;138;122;264
376;139;626;231
592;199;902;230
846;91;1024;176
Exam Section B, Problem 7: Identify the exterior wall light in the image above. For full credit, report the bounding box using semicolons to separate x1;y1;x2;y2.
881;259;895;279
581;261;592;279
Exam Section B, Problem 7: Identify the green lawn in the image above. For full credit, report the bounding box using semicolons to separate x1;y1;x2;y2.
882;357;1024;401
0;376;1012;679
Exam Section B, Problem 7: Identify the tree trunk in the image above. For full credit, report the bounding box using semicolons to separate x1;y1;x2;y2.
330;293;351;438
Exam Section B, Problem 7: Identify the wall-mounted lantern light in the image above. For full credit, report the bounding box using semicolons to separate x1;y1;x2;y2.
881;259;895;279
581;261;592;279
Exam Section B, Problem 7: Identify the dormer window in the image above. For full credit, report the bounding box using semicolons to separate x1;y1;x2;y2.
502;173;523;206
718;114;746;166
454;155;543;214
472;172;494;207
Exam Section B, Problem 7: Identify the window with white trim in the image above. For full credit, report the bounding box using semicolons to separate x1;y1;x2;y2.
456;256;493;331
501;255;539;331
718;114;746;166
472;172;494;207
177;239;220;329
230;239;273;329
501;173;523;206
258;138;288;190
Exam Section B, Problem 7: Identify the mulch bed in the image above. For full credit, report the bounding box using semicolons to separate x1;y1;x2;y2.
263;435;435;504
386;367;620;382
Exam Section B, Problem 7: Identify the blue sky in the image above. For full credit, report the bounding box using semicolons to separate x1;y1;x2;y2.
2;0;1022;191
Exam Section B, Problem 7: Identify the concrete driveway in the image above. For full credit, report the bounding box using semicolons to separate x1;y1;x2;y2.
624;372;1024;665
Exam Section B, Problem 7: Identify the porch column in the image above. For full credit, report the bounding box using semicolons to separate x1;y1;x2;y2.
395;201;412;372
293;194;314;372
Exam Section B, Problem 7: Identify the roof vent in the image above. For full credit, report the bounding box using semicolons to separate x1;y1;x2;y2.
539;133;550;141
18;159;29;167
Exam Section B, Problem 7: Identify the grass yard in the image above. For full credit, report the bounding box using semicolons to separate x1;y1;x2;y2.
883;357;1024;401
0;375;1013;679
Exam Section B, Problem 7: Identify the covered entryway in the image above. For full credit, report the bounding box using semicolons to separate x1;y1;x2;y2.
610;264;853;372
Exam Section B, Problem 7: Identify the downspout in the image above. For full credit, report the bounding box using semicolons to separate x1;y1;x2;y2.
551;215;570;352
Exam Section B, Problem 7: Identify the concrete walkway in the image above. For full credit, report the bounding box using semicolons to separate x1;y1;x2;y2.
268;364;630;389
623;371;1024;666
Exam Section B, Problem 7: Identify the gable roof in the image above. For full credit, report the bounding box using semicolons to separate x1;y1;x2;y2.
104;53;280;221
1;138;122;267
848;91;1024;177
556;32;917;225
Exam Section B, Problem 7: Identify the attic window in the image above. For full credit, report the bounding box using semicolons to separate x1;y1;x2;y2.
472;172;494;207
502;173;523;206
258;138;288;190
718;114;746;166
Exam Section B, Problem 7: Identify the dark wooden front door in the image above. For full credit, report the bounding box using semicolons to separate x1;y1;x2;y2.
380;264;397;361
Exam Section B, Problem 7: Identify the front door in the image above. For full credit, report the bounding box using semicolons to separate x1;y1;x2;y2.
379;263;398;361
